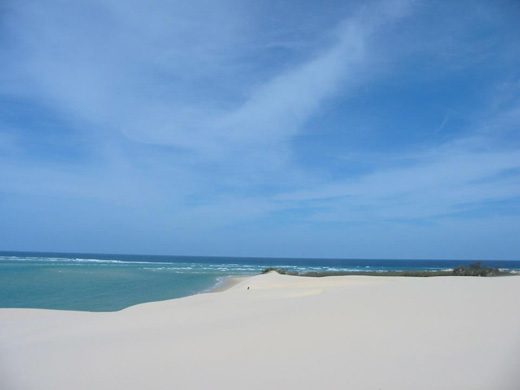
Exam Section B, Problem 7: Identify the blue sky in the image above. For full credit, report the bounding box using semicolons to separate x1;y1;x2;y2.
1;0;519;259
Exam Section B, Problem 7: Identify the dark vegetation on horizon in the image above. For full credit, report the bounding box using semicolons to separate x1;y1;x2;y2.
262;262;514;277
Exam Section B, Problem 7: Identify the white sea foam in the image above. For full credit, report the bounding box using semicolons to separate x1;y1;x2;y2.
0;256;172;266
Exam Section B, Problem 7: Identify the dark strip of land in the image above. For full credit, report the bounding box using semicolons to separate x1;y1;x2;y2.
262;262;514;277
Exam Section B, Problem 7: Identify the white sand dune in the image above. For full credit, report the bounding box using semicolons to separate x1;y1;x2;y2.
1;273;519;389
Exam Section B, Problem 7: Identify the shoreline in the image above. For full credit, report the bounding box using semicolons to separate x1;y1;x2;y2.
208;276;249;293
2;269;518;313
2;270;519;313
2;254;520;313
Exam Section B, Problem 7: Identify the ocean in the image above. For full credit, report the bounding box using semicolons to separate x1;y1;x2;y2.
1;251;519;312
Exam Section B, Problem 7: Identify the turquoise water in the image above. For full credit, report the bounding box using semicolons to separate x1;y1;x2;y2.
0;255;260;311
1;252;519;312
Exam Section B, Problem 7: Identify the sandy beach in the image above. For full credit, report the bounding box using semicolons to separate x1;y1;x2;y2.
1;273;519;389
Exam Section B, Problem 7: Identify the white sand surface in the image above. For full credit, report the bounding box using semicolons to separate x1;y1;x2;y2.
1;273;519;389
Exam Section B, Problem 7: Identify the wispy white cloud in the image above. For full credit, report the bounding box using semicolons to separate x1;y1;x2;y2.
0;0;417;201
2;0;413;158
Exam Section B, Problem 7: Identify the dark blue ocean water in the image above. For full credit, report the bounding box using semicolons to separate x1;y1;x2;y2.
1;251;519;312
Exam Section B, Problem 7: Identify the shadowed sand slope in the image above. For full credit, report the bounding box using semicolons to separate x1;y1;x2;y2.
1;273;519;389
